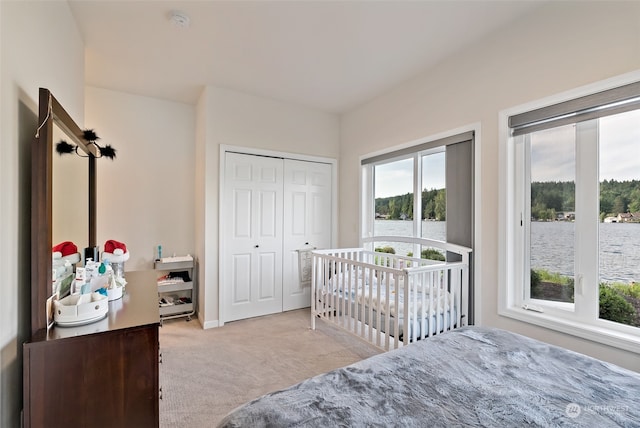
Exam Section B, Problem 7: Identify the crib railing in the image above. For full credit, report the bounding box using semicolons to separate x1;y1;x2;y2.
311;238;471;351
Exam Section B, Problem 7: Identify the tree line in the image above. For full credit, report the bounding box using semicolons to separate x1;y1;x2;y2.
375;188;446;221
531;179;640;221
375;179;640;222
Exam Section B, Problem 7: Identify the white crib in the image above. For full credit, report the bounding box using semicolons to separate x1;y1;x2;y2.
311;237;472;351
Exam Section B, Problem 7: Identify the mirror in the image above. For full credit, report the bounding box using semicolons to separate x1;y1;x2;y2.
32;88;97;335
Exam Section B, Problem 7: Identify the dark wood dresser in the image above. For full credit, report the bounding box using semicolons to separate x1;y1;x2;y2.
23;271;160;428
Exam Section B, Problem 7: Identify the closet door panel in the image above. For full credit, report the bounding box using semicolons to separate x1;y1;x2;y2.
258;252;278;300
283;160;332;311
231;254;251;304
223;153;283;322
311;193;325;234
233;190;252;238
258;190;278;238
291;192;307;235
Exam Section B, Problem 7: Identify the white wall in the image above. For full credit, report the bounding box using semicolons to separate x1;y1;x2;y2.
340;2;640;371
0;2;84;425
85;87;196;270
196;86;340;327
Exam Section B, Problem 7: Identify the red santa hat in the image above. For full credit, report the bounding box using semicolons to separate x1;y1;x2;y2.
102;239;130;262
52;241;78;258
52;241;81;264
104;240;127;254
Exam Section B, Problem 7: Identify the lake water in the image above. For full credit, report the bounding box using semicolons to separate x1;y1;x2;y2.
373;220;446;256
531;221;640;283
374;220;640;283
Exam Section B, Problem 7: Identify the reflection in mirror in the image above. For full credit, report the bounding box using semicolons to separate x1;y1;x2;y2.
52;122;89;260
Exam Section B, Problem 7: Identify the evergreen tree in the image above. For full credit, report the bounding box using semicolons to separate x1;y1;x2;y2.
434;190;446;221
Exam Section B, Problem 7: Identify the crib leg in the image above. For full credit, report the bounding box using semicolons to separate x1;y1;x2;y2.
311;310;316;330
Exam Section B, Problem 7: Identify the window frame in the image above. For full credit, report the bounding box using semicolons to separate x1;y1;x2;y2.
360;132;470;253
499;71;640;353
361;151;437;257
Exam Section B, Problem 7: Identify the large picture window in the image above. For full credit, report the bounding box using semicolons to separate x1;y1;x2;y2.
361;131;474;270
500;76;640;351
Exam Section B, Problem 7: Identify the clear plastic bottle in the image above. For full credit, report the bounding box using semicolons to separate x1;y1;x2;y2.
106;265;115;288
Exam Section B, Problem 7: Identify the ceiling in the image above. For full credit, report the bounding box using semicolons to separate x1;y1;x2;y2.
68;1;544;114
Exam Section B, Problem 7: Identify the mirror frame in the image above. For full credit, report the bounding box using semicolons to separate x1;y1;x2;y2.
31;88;97;334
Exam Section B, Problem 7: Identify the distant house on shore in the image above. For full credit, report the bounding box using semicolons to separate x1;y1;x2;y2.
615;212;640;223
556;212;575;221
618;213;633;223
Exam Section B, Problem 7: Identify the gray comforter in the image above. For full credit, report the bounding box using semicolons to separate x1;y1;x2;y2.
218;326;640;427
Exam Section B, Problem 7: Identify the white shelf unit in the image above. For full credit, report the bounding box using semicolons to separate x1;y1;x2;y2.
154;258;196;324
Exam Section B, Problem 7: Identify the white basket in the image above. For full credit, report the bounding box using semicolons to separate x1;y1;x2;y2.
54;292;109;326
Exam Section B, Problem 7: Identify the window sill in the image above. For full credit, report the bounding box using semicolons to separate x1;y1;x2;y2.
499;305;640;354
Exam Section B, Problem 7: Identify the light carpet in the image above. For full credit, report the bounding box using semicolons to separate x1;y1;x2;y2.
159;308;381;427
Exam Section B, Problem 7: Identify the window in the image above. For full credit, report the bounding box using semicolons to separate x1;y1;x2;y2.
527;124;576;305
421;151;446;239
361;131;473;261
500;76;640;352
373;157;415;251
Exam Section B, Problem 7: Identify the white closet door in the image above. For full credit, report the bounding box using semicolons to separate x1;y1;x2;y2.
283;159;332;311
223;152;283;322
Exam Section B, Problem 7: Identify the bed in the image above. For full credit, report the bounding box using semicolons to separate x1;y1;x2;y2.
218;326;640;427
311;237;472;350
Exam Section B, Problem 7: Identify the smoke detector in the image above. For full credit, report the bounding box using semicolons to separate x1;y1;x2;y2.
169;11;191;28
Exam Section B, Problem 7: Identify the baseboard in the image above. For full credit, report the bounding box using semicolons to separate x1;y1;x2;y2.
200;315;220;329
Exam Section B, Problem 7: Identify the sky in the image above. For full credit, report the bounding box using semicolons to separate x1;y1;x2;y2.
531;109;640;183
599;109;640;181
373;109;639;199
374;151;445;198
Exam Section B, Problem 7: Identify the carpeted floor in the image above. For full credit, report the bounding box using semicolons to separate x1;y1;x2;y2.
159;308;382;427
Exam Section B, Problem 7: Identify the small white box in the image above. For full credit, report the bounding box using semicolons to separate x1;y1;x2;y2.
75;267;86;281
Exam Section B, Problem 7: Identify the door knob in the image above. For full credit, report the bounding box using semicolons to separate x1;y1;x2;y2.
255;245;259;248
